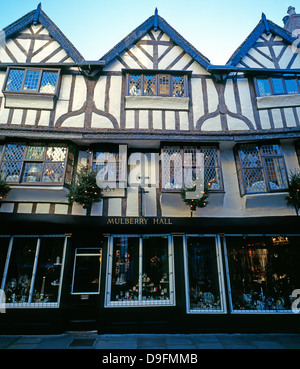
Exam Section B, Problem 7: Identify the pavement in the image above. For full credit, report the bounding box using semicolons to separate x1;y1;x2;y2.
1;332;300;349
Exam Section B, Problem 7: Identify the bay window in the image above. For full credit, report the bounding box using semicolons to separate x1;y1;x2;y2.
235;143;288;195
0;143;74;185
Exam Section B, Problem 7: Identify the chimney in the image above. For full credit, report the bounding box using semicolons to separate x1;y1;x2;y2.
283;6;300;37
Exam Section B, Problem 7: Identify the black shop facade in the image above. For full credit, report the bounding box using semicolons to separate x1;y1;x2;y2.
0;213;300;334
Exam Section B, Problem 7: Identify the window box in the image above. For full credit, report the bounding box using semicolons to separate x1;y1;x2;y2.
2;67;60;110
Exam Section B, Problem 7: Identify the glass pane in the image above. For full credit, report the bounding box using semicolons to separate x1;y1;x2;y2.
129;75;142;96
42;163;64;183
144;75;156;96
23;70;40;91
256;78;271;96
21;162;43;183
26;146;44;160
186;237;222;311
39;71;58;94
4;237;37;304
45;146;67;162
284;77;299;94
261;144;281;156
264;157;288;190
72;250;102;294
172;75;185;97
142;237;170;301
110;237;139;302
31;237;64;303
272;77;285;94
0;161;23;182
2;144;26;161
159;74;170;95
226;236;300;312
6;69;25;91
162;147;182;189
0;237;10;285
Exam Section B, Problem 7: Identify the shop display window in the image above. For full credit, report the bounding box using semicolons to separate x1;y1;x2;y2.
225;236;300;313
184;236;226;313
1;236;66;308
106;235;175;307
71;248;102;294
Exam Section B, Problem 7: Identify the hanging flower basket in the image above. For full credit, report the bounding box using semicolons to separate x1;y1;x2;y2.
66;165;102;215
285;170;300;216
180;184;209;216
0;178;11;200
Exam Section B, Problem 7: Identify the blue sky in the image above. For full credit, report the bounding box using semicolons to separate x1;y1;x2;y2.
0;0;298;64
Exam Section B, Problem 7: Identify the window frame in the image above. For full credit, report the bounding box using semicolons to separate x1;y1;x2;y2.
183;234;227;314
0;142;74;186
223;234;300;314
161;144;224;192
2;67;61;96
89;145;127;189
254;74;300;97
235;142;289;195
0;235;67;309
126;70;189;98
105;234;175;308
71;248;102;295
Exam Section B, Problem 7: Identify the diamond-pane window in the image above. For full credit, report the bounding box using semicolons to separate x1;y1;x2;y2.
172;75;185;97
236;143;288;194
0;143;71;185
162;145;223;191
144;75;156;96
6;69;25;91
256;75;300;97
39;71;58;94
4;68;59;95
92;151;125;182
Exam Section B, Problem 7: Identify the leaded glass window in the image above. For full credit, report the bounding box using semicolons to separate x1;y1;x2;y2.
162;145;223;191
4;68;59;94
127;73;187;97
236;143;288;194
0;143;73;185
255;75;300;97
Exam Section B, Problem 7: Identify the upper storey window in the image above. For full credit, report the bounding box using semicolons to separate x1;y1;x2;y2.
0;143;74;185
255;75;300;97
128;73;187;97
235;143;288;195
2;68;60;110
4;68;60;95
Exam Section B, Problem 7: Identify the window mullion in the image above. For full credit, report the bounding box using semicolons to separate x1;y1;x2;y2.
138;237;143;302
260;147;271;192
20;69;27;91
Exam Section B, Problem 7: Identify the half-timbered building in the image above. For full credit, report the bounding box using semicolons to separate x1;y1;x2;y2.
0;4;300;333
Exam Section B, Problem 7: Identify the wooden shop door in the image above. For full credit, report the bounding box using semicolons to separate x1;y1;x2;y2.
68;248;102;331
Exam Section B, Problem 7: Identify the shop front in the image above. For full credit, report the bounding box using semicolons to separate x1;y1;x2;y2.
0;214;300;334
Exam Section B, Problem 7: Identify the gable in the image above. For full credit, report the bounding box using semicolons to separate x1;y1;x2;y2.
0;24;75;63
236;32;300;69
0;6;84;64
227;15;299;69
102;11;210;74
